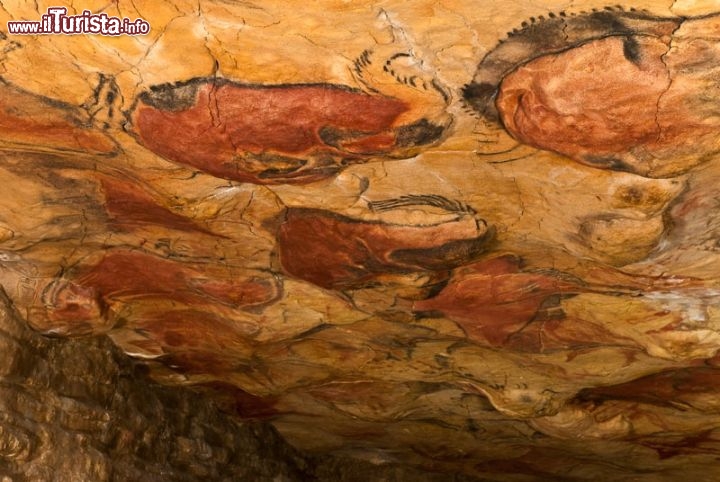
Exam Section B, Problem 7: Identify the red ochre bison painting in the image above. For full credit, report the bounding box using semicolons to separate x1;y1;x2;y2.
27;249;280;337
276;195;494;291
130;78;448;184
463;7;720;178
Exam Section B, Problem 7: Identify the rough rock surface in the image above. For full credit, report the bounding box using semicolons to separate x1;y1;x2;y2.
0;291;482;481
0;288;305;481
1;1;720;480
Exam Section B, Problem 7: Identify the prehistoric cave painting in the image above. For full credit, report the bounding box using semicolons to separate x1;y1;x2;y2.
411;254;709;351
349;11;453;124
0;79;117;157
82;73;123;131
98;174;217;236
353;50;450;102
529;368;720;457
351;45;452;112
110;308;261;368
276;195;493;291
412;255;583;347
6;2;720;478
26;249;281;337
576;367;720;411
129;78;449;185
463;7;720;178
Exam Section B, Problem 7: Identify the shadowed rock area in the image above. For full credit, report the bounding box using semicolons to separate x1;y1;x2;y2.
0;291;481;481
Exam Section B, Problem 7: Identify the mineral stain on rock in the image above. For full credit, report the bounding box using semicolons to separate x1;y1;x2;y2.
130;78;447;184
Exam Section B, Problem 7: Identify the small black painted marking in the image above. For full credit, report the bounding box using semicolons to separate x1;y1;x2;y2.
622;36;641;64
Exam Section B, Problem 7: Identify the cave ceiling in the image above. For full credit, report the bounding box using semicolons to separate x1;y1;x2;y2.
2;0;720;480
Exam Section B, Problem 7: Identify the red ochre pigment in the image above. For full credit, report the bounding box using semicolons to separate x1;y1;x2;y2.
38;250;279;331
495;36;714;176
277;207;491;290
132;80;433;184
413;256;580;347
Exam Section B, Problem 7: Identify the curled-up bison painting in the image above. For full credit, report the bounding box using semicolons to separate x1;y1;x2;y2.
463;7;720;178
3;1;720;481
